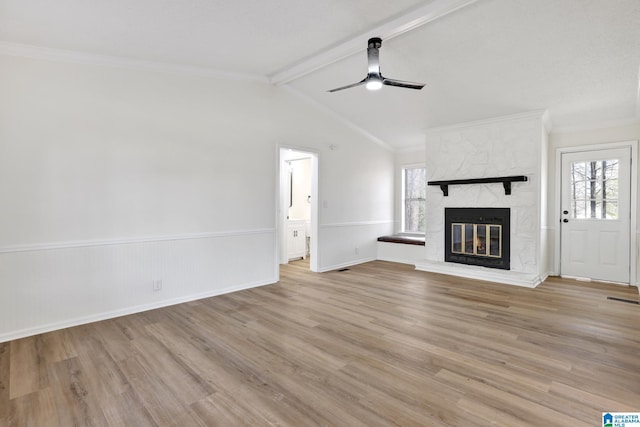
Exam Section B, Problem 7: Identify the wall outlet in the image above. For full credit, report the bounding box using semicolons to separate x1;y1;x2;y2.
355;247;359;254
152;280;162;292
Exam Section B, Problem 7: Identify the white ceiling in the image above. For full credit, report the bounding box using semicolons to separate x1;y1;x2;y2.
1;0;639;149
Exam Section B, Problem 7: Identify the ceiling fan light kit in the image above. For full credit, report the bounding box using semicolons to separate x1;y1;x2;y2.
365;78;383;91
328;37;425;93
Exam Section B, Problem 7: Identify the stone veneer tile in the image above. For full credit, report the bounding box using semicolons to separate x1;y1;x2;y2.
425;115;546;277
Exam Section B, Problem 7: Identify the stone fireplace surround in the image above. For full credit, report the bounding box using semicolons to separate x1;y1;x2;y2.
415;111;550;288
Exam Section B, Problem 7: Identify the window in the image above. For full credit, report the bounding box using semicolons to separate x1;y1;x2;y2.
402;166;426;233
570;159;619;219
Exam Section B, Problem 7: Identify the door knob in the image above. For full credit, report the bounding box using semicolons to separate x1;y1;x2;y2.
563;219;569;223
563;210;569;215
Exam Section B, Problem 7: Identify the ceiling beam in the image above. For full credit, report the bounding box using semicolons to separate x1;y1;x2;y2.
269;0;479;85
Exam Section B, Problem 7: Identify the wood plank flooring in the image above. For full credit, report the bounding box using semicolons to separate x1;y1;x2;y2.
1;260;639;426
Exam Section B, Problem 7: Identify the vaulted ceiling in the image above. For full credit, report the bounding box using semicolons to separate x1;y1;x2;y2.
2;0;639;149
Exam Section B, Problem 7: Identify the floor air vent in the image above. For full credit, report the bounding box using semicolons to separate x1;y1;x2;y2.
337;268;350;272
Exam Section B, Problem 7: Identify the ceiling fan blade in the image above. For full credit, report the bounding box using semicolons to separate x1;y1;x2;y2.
327;78;367;93
382;78;425;90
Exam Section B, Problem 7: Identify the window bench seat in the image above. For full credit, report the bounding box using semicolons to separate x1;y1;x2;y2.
376;235;425;265
377;235;425;246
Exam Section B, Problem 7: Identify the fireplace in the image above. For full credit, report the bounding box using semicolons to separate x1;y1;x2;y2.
445;208;510;270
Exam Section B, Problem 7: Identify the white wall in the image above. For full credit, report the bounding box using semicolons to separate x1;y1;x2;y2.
416;111;549;287
315;140;394;271
0;54;395;341
548;122;640;285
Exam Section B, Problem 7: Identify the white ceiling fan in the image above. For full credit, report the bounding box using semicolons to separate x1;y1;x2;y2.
328;37;425;93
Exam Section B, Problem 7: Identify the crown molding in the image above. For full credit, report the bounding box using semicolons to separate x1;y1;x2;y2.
396;143;426;153
550;116;640;135
268;0;479;85
423;109;550;135
0;41;268;83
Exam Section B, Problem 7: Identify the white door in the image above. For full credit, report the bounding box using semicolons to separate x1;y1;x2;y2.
560;147;631;283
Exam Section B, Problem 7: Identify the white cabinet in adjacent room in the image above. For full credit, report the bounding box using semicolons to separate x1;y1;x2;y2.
287;220;306;260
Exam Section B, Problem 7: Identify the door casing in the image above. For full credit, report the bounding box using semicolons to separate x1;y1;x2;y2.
554;140;638;285
277;146;319;274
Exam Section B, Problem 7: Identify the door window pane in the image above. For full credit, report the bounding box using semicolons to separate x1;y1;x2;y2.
570;159;619;219
594;201;619;219
573;180;587;199
604;179;618;199
571;200;586;219
604;160;619;179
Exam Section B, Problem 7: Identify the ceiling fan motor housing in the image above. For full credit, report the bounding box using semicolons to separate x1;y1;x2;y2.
368;37;382;49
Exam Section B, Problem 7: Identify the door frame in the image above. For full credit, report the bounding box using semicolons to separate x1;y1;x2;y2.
554;140;638;284
276;145;319;274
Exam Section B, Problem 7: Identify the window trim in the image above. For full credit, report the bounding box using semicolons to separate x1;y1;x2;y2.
400;164;426;235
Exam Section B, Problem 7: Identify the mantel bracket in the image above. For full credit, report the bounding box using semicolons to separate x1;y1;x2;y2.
503;181;512;195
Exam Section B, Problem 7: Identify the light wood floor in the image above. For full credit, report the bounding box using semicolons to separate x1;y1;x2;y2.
1;260;639;426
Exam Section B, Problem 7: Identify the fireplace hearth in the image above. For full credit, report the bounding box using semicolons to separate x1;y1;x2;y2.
445;208;510;270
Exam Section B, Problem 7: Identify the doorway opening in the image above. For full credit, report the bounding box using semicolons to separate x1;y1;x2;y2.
279;148;318;272
555;141;637;284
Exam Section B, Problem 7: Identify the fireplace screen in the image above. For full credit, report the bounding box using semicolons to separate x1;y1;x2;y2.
451;223;502;258
445;208;510;270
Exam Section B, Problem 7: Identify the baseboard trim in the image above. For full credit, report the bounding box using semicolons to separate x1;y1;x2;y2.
376;256;420;265
0;276;277;343
317;257;377;273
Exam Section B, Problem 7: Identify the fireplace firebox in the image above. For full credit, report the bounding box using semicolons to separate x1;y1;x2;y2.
444;208;510;270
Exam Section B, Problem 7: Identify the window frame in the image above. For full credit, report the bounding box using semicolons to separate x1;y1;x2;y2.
568;159;620;220
400;164;427;235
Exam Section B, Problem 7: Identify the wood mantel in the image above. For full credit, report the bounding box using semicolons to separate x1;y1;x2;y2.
427;175;528;196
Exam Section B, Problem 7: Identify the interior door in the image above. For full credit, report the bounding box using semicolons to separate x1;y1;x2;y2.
560;147;631;283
